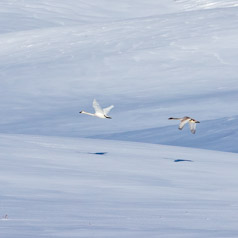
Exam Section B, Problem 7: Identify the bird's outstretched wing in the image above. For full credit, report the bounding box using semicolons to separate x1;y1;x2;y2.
179;118;190;130
93;99;104;114
189;122;196;134
103;105;114;115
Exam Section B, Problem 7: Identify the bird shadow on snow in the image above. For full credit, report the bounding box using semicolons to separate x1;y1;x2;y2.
88;152;108;155
75;151;108;156
164;158;193;163
174;159;193;163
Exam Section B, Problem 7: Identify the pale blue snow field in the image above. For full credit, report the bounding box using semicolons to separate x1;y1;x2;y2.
1;134;238;238
0;0;238;237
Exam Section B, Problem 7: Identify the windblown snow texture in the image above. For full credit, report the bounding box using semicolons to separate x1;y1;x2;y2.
1;1;238;237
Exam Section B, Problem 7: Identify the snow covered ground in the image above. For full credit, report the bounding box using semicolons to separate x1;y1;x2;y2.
1;134;238;238
0;0;238;237
93;115;238;153
0;0;238;150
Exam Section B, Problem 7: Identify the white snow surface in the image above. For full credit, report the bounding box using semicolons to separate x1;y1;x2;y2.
1;0;238;237
1;134;238;238
0;0;238;152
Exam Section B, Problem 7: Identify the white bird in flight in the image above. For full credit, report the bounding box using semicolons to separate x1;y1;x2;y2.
168;116;200;134
79;99;114;119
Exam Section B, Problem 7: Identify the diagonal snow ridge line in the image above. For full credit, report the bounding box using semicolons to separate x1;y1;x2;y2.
176;0;238;11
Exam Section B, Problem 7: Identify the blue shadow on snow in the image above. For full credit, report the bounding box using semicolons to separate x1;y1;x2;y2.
174;159;193;163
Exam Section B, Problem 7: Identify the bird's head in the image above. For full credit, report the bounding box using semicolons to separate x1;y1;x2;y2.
190;119;200;123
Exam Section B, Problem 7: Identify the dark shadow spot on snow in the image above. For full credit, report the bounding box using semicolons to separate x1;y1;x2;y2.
89;152;108;155
174;159;193;163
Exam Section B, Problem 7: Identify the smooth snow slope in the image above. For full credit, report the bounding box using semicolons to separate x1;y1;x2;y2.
0;134;238;238
0;0;196;34
178;0;238;10
0;1;238;152
1;1;238;238
92;116;238;153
